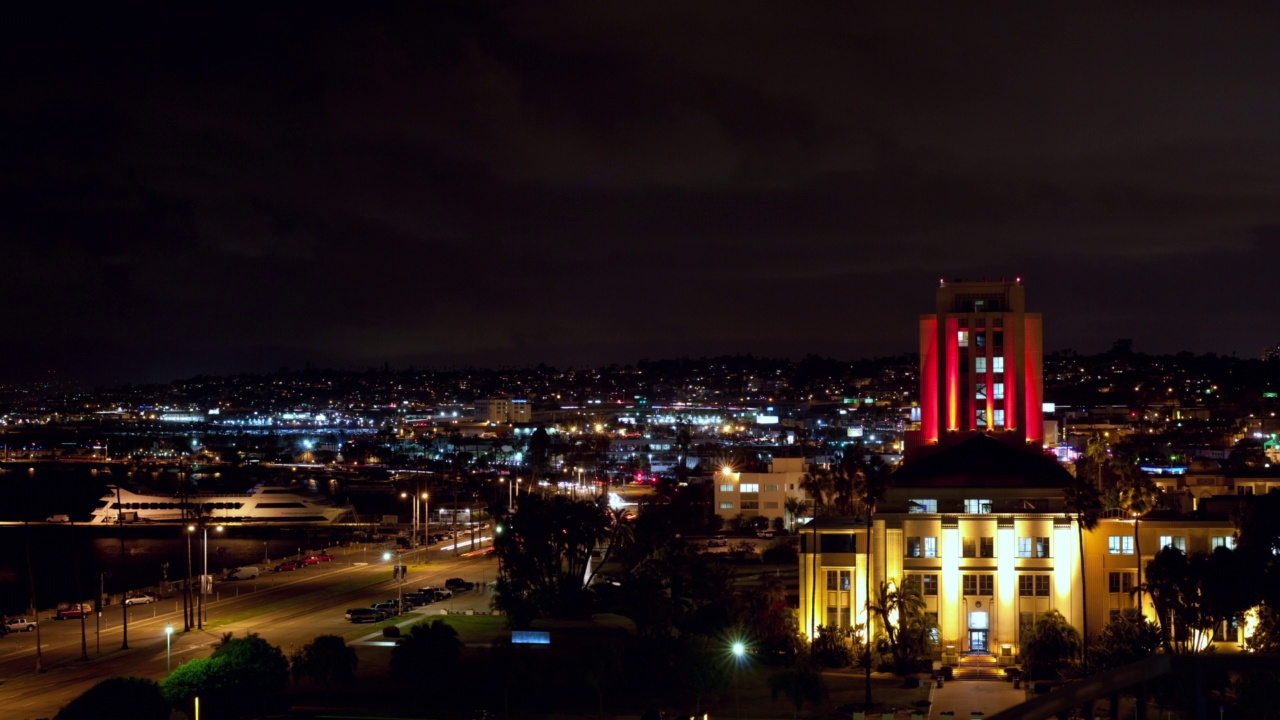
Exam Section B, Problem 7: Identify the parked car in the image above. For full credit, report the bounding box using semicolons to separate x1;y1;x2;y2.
370;601;400;617
274;561;302;572
756;529;776;539
708;535;728;548
56;603;94;620
45;514;70;523
420;586;451;600
403;592;433;606
124;593;158;606
4;617;37;632
345;607;384;623
445;577;475;592
226;566;260;580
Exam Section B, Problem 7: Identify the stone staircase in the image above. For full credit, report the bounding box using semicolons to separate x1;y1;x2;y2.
951;654;1007;681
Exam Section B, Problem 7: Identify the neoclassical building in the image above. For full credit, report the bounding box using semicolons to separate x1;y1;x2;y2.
798;430;1241;660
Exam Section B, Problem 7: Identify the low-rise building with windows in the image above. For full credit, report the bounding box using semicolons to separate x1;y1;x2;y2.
713;457;810;529
797;435;1238;662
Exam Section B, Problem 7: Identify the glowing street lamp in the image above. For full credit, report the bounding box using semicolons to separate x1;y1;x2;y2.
195;524;224;628
730;640;747;719
165;625;174;673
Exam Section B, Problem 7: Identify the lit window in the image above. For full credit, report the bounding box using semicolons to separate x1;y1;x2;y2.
963;499;993;514
1017;537;1032;558
1212;536;1236;550
993;383;1005;399
1036;537;1051;558
824;570;853;628
958;330;969;347
827;569;852;591
920;574;939;596
975;357;987;373
909;499;938;513
994;409;1005;427
719;484;735;492
907;537;922;558
1108;572;1134;593
1108;536;1135;555
719;502;734;509
976;409;987;427
739;483;759;492
923;536;938;558
976;383;987;400
963;574;994;595
1035;575;1050;596
994;357;1005;373
1159;535;1186;552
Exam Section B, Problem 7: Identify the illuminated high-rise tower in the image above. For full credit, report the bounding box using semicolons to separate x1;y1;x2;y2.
916;278;1043;449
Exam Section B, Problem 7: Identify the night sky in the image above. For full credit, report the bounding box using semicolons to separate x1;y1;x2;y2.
6;4;1280;384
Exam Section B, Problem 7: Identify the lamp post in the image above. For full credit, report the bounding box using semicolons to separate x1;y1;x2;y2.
199;524;224;628
731;641;747;719
421;491;429;547
165;625;174;673
185;526;194;631
401;491;414;545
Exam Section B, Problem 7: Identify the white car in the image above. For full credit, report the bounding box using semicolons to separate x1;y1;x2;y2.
5;617;37;632
124;593;158;606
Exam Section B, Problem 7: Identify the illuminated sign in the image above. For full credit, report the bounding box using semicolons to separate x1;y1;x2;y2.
756;415;779;425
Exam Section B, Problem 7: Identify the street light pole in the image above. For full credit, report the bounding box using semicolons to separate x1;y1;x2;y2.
166;625;173;673
184;526;194;632
96;573;103;654
199;524;223;629
427;489;437;545
732;642;746;719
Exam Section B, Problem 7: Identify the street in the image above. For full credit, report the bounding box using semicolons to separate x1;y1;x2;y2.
0;538;499;720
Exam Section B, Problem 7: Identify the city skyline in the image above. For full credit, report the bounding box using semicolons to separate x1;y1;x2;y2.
6;4;1280;384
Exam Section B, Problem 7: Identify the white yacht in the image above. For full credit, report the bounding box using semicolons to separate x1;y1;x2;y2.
91;485;354;524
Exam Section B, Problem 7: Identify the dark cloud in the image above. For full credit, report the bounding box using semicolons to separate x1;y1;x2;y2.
3;3;1280;383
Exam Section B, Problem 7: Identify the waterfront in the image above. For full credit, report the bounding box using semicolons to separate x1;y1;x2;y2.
0;524;357;617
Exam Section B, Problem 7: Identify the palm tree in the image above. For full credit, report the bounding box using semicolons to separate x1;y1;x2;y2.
1119;472;1159;615
866;579;930;672
783;496;806;534
1064;470;1103;674
847;448;892;706
799;465;835;516
583;508;632;587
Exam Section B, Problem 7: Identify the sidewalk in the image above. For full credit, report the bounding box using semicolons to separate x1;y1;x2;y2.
929;679;1027;718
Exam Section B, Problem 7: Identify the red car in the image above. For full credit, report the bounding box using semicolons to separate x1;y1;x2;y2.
303;553;334;565
57;603;93;620
274;561;302;572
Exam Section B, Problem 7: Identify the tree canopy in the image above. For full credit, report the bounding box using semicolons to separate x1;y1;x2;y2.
1022;610;1082;680
160;632;289;719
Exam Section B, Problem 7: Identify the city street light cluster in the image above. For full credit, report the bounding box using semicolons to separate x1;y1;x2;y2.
186;522;224;629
